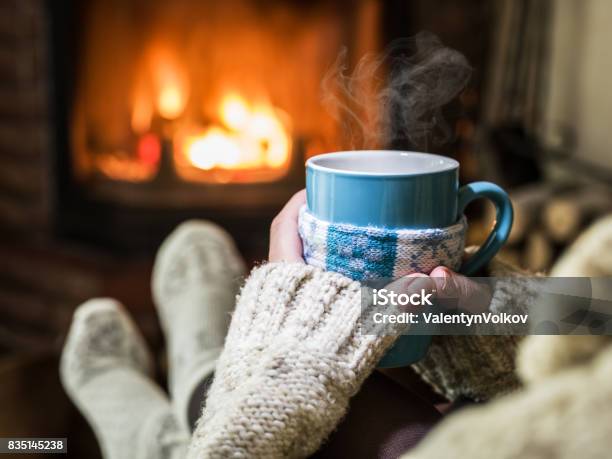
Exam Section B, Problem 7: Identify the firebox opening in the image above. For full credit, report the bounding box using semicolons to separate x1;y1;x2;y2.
70;0;361;189
48;0;384;251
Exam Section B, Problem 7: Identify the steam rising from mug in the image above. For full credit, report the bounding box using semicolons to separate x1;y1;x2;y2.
321;32;472;150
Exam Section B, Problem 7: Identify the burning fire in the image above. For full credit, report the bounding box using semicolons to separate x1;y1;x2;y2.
73;0;354;188
180;94;291;176
92;45;292;184
152;48;189;120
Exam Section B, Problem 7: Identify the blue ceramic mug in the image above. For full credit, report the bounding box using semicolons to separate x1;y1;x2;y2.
305;150;513;367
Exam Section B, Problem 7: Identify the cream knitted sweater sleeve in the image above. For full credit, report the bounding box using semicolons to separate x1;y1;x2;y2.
411;256;540;401
187;262;397;459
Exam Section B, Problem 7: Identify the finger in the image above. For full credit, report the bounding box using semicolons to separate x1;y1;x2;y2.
430;266;492;313
278;189;306;220
386;273;435;295
383;273;436;313
269;190;306;262
364;273;436;336
272;190;306;242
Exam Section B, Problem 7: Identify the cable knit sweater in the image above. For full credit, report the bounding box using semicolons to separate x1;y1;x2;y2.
411;255;537;401
403;215;612;459
186;256;534;458
188;263;398;458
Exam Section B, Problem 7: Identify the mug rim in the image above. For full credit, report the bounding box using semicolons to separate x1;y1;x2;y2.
306;150;459;177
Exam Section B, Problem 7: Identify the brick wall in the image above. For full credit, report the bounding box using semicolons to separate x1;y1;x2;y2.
0;1;162;355
0;0;52;236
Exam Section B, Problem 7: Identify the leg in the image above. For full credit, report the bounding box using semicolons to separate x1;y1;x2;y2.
60;299;188;459
152;221;246;430
187;374;214;431
314;370;443;459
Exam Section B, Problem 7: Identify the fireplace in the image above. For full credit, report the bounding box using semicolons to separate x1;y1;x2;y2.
48;0;387;253
45;0;490;256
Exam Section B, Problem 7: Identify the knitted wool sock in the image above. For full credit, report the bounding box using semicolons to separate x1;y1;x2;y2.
60;299;189;459
152;220;246;429
298;205;467;281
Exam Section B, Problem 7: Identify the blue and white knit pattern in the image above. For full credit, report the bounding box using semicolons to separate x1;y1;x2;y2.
298;206;467;281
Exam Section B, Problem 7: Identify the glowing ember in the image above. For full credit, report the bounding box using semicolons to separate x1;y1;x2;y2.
220;94;250;131
137;133;161;165
247;107;290;168
95;154;157;182
182;94;291;174
185;127;241;170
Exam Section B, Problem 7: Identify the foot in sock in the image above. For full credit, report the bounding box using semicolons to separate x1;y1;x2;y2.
152;220;246;429
60;299;189;459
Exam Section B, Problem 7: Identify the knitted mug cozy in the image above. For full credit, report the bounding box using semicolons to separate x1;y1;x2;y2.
298;206;467;281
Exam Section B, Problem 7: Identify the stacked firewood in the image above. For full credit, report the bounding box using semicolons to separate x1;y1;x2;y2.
488;184;612;273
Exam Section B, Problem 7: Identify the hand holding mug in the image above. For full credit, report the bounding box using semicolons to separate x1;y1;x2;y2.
269;191;493;316
269;189;306;263
303;150;513;367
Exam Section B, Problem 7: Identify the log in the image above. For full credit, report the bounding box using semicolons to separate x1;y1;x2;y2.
498;248;522;267
543;187;612;243
508;184;557;244
485;183;558;245
523;230;554;272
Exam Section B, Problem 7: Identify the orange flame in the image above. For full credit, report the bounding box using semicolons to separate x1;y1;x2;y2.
182;94;290;174
150;47;188;120
131;82;153;133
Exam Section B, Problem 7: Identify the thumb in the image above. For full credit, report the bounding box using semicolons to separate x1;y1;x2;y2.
384;273;437;312
429;266;492;313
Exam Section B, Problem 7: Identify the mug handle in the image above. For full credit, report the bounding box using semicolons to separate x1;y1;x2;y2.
457;182;513;275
